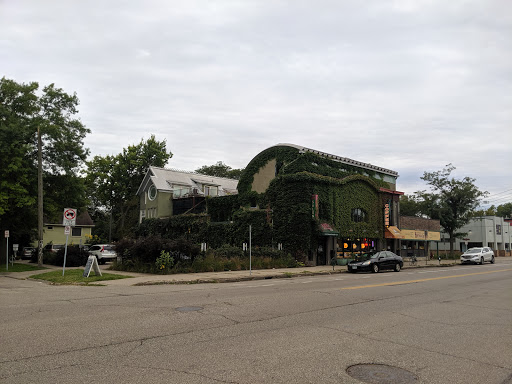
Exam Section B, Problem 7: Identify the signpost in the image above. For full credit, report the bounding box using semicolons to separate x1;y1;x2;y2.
4;230;9;271
62;208;77;276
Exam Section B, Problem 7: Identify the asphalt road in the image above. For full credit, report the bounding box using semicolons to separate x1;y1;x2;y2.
1;260;511;384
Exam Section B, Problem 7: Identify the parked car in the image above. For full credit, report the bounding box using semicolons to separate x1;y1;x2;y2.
44;244;64;253
460;247;495;265
21;247;36;260
88;244;116;264
347;251;403;273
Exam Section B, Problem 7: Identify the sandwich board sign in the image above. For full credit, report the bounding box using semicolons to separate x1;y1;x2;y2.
63;208;77;227
83;256;102;278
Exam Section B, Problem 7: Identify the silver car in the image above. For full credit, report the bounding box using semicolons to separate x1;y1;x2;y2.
460;247;495;265
88;244;116;264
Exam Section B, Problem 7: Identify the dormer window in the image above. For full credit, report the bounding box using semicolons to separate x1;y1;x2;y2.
204;185;218;197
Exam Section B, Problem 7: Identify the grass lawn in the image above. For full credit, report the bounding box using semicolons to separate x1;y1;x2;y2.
29;269;132;285
0;263;47;273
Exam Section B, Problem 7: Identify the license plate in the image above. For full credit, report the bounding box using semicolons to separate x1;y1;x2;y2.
352;266;357;269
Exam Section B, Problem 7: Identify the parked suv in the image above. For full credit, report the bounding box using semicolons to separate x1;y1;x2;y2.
460;247;495;265
88;244;116;264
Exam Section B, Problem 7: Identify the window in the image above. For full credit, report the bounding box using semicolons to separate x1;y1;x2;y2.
47;226;53;230
72;227;81;237
204;185;218;197
351;208;368;223
148;184;157;201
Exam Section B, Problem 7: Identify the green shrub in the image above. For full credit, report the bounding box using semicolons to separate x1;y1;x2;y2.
155;250;175;274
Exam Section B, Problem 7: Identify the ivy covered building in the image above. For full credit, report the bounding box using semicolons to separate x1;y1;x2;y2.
235;144;405;265
137;144;414;266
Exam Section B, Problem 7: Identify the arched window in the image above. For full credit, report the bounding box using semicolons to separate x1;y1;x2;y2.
351;208;367;223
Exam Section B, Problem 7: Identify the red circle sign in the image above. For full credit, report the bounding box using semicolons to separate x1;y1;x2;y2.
64;209;76;220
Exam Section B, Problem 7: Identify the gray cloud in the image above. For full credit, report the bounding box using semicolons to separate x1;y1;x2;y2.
2;0;511;203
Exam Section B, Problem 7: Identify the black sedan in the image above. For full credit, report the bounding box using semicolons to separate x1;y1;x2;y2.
347;251;403;273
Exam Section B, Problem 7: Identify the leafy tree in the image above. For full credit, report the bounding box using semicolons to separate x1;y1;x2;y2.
415;164;487;254
195;161;244;180
85;135;172;240
0;77;90;252
496;203;512;218
399;195;422;217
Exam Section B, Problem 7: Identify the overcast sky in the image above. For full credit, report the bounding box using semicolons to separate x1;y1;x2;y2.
2;0;511;207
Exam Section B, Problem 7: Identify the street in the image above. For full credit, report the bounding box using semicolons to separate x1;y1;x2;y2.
1;260;511;384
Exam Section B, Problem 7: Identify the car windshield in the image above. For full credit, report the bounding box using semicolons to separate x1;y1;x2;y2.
466;248;482;254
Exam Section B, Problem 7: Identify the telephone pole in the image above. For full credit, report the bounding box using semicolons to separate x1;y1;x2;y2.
37;127;43;267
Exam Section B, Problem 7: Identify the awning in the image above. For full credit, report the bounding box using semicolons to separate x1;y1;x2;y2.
385;226;404;239
319;223;339;236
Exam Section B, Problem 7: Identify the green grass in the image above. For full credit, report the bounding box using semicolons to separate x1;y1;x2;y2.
29;269;132;285
0;263;46;273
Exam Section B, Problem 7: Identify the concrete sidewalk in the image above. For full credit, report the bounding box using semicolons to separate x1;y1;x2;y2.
2;258;461;286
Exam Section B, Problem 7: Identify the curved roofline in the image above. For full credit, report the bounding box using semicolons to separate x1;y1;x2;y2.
273;143;399;177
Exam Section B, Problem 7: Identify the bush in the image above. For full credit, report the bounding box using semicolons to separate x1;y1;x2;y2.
30;246;87;267
54;246;88;267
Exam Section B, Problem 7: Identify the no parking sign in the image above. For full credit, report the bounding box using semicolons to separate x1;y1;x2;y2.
63;208;77;226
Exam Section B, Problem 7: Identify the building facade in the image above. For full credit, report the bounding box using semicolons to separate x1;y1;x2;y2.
437;216;512;256
236;144;406;265
32;211;94;247
137;166;239;222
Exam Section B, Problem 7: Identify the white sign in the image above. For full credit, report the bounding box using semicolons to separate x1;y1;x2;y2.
64;226;71;235
83;256;102;278
4;230;9;238
63;208;77;226
13;244;19;251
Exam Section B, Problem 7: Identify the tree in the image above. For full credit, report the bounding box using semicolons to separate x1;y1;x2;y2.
415;164;487;254
195;161;244;180
0;77;90;256
496;203;512;218
85;135;172;240
399;195;422;217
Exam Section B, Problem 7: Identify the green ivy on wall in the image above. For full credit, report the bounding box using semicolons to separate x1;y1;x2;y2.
138;145;393;260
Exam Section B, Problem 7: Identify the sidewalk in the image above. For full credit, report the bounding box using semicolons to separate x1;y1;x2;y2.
2;258;461;286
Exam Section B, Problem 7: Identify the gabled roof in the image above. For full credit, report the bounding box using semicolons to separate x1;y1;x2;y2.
275;143;399;177
136;166;239;197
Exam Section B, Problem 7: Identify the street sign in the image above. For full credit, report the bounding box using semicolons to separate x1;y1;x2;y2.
13;244;19;251
64;226;71;235
4;230;9;238
63;208;77;226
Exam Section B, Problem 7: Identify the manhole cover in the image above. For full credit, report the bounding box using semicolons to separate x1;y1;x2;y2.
176;306;203;312
346;364;418;384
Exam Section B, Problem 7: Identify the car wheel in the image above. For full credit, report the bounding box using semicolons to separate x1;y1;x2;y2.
480;257;484;265
394;263;401;272
491;256;495;264
372;263;379;273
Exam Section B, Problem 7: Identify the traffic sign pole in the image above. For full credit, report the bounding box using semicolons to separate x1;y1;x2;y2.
63;232;69;276
5;230;9;271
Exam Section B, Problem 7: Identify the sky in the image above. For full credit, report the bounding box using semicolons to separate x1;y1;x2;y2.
1;0;511;207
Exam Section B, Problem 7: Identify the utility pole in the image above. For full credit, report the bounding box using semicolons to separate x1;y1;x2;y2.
37;127;44;267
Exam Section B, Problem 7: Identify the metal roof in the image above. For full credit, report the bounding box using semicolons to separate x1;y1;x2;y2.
275;143;399;177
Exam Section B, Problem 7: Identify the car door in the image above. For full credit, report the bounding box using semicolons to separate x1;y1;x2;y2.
380;252;393;270
484;248;492;261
